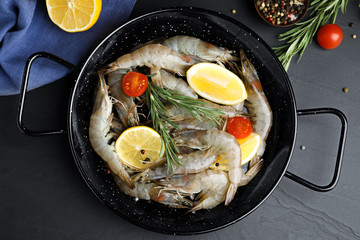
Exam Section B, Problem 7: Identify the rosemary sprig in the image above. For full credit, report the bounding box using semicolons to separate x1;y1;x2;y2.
145;86;181;170
273;0;348;71
146;82;224;170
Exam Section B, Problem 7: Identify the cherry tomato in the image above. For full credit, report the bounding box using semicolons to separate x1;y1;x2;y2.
122;71;148;97
316;24;343;50
227;116;253;139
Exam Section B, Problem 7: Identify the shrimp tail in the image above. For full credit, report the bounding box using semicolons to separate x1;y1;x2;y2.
224;183;238;206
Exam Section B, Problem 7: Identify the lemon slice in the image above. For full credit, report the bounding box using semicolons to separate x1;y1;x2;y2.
210;133;261;170
46;0;102;33
186;62;247;105
115;126;164;170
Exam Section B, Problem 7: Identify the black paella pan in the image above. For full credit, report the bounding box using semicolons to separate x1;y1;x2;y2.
17;7;347;235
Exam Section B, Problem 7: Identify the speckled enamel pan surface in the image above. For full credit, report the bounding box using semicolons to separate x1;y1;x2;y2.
68;7;297;235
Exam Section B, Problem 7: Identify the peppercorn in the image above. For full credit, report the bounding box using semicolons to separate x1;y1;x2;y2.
352;34;357;39
349;23;355;27
343;87;349;93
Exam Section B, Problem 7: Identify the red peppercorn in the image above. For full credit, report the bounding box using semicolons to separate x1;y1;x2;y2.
268;17;273;21
281;5;284;8
287;14;292;18
106;169;111;174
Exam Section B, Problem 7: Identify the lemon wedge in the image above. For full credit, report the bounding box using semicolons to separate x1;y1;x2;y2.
115;126;164;170
186;62;247;105
46;0;102;33
210;132;261;170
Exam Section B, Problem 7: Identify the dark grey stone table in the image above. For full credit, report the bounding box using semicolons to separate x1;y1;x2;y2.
1;0;359;239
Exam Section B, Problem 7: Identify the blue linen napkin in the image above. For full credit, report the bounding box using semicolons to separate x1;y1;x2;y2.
0;0;137;96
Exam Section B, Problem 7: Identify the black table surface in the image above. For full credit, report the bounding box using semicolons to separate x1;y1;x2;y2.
1;0;360;239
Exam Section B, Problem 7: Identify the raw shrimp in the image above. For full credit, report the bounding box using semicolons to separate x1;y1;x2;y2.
238;50;272;140
171;129;241;205
232;50;273;167
113;175;193;208
158;170;229;212
152;69;197;98
107;70;139;127
89;73;133;187
162;35;238;63
101;44;196;75
138;150;219;181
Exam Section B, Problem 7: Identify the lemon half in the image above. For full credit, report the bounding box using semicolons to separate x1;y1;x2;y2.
46;0;102;33
186;62;247;105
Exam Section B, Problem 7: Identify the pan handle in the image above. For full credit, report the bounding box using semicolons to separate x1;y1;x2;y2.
17;52;79;136
285;108;347;192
